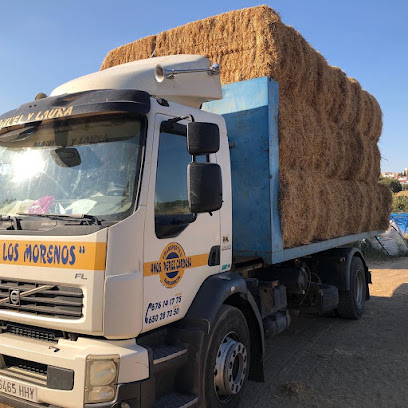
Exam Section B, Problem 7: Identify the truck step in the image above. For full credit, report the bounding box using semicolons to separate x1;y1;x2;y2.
152;344;187;365
155;393;198;408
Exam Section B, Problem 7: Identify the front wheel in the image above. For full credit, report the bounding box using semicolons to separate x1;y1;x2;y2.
202;305;250;407
337;256;367;319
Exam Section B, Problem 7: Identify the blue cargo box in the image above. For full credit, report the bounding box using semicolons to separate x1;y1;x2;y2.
203;77;384;265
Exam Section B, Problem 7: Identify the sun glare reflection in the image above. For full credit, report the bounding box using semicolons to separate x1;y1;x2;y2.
12;149;45;182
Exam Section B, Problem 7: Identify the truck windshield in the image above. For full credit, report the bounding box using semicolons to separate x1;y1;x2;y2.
0;114;145;221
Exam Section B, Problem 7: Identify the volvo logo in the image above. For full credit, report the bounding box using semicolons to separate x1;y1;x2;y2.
9;289;21;306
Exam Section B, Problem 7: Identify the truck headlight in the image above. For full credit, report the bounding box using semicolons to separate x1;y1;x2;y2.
85;355;120;403
89;360;117;386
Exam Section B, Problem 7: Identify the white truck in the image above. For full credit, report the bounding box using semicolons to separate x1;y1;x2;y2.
0;55;380;408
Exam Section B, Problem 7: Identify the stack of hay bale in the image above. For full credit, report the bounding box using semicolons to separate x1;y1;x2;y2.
101;5;391;248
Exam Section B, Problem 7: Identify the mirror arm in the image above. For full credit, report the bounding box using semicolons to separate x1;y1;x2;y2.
167;114;195;124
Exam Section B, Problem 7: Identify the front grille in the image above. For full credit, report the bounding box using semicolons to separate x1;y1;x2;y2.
0;355;75;390
3;355;47;376
0;356;47;387
1;322;58;342
0;279;83;319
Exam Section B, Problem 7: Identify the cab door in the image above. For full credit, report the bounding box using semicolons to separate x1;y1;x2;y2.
142;114;221;332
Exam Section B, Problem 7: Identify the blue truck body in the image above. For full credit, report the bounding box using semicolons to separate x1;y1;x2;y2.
203;77;384;265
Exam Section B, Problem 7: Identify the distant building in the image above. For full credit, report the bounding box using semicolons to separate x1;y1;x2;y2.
382;172;399;178
404;168;408;176
397;176;408;190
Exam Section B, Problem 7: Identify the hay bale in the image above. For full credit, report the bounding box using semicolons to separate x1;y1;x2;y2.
347;78;363;132
311;52;334;114
366;93;383;142
101;5;389;248
373;183;393;230
345;182;367;234
279;169;319;247
279;101;375;180
278;99;310;171
355;143;381;183
314;175;336;241
102;35;156;69
279;171;391;248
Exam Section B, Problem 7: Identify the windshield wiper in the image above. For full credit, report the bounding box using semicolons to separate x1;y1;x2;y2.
17;213;101;225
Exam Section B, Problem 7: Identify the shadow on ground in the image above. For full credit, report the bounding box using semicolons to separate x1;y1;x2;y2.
242;271;408;408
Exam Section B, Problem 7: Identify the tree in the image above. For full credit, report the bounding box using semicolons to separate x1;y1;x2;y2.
392;195;408;212
379;177;402;194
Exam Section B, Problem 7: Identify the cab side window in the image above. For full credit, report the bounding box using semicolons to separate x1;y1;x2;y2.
155;122;194;239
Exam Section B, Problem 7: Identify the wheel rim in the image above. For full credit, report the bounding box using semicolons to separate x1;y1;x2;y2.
214;332;248;402
355;269;364;306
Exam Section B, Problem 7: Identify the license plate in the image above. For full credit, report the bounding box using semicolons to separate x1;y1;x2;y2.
0;375;38;402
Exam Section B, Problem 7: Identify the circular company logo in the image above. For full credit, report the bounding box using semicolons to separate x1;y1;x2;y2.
159;242;191;288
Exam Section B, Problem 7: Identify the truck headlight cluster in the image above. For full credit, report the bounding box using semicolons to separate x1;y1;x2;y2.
85;355;120;403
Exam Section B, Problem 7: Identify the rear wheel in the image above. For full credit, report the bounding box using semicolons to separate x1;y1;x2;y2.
337;256;366;319
203;305;250;407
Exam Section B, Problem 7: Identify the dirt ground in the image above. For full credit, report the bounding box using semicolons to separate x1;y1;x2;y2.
242;257;408;408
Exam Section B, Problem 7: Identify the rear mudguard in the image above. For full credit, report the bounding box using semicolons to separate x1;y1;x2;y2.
312;247;370;299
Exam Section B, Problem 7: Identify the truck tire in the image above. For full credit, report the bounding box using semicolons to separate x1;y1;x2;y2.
337;256;366;319
202;305;250;407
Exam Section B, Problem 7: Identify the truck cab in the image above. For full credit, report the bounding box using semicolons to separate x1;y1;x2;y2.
0;55;244;408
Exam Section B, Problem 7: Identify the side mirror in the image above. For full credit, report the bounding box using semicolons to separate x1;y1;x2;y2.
188;162;222;213
187;122;220;155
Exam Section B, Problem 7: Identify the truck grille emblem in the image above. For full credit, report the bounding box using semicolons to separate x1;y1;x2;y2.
9;289;21;306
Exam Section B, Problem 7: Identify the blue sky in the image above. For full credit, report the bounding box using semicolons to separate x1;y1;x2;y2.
0;0;406;173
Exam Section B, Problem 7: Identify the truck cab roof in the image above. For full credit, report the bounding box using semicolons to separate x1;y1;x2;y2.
51;55;223;109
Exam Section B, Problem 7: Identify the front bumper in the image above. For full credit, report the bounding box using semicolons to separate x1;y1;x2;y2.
0;332;149;408
0;380;152;408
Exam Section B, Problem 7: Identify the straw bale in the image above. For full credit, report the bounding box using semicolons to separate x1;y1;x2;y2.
346;78;363;131
323;123;345;179
101;35;156;70
342;181;366;235
375;184;393;230
279;99;379;183
329;67;352;129
279;169;318;248
100;6;383;146
339;129;356;181
278;99;310;171
327;179;349;235
313;175;336;240
351;90;383;143
370;144;382;181
279;170;391;248
365;93;383;142
311;53;334;114
268;25;308;98
347;182;367;234
311;111;335;175
345;131;364;180
100;5;389;248
151;6;283;86
355;143;381;183
301;103;320;170
100;5;383;136
354;182;370;231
